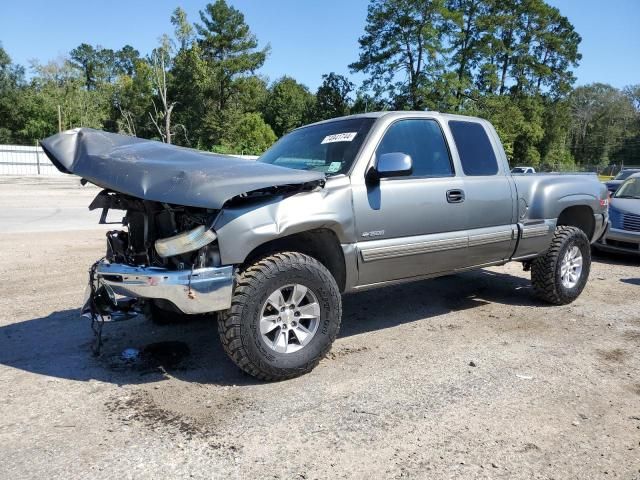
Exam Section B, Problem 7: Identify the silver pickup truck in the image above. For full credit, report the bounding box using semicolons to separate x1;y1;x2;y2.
42;111;608;380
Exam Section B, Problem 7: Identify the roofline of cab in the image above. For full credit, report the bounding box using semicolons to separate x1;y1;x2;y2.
299;110;489;130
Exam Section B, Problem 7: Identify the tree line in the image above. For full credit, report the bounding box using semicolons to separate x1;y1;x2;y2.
0;0;638;167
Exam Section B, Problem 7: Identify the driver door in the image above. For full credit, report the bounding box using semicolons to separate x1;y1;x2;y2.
351;118;469;286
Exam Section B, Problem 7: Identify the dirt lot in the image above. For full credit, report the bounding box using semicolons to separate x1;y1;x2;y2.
1;177;639;479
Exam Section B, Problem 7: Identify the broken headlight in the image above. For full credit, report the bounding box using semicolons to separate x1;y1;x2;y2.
154;225;217;258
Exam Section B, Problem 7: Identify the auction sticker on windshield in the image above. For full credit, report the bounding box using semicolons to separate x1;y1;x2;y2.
327;162;342;173
321;132;357;144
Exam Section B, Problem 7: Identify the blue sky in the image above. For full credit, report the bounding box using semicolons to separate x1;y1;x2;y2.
1;0;638;91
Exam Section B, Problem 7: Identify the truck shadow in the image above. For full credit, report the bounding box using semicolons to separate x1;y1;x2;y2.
0;268;542;386
340;268;538;338
592;248;640;266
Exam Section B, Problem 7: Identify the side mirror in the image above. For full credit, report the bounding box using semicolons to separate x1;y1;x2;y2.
374;152;413;178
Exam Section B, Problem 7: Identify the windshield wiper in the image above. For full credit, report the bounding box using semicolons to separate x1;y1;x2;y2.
615;195;640;199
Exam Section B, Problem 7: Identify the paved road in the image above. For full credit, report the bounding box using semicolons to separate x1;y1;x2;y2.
0;176;109;233
0;206;107;233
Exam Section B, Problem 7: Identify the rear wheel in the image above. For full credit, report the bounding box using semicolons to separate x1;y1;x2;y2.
218;252;342;381
531;226;591;305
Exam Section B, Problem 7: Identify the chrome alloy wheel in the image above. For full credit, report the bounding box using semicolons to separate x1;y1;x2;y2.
259;284;320;354
560;245;583;289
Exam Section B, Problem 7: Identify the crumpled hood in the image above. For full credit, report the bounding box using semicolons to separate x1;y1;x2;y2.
41;128;325;209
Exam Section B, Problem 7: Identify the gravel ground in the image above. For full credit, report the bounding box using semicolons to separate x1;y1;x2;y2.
0;178;639;479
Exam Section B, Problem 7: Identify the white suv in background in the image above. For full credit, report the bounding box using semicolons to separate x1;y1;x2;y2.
511;166;536;174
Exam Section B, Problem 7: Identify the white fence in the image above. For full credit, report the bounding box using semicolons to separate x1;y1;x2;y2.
0;144;63;175
0;144;259;176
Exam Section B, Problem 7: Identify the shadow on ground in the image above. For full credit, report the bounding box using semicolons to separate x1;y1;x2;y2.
592;248;640;266
0;268;541;386
591;250;640;287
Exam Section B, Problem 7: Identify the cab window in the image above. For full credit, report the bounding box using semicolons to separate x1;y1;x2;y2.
376;119;453;177
448;120;499;176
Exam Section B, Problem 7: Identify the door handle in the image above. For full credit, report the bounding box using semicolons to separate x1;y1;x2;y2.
446;189;465;203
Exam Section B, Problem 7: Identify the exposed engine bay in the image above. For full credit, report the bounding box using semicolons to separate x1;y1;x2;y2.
89;190;222;270
83;189;232;353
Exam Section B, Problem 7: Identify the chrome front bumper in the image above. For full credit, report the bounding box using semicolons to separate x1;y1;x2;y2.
96;262;234;314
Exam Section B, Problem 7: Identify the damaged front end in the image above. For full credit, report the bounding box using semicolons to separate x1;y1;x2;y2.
39;127;327;351
82;189;234;341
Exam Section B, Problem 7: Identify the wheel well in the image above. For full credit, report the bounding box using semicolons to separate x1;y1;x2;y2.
556;205;594;240
243;229;347;292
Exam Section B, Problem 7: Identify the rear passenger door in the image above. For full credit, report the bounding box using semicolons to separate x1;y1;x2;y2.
447;120;517;266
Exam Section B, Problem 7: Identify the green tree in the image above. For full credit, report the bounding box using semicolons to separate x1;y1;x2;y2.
351;90;388;114
69;43;99;90
116;45;141;76
477;0;581;98
569;83;638;166
349;0;583;168
537;98;574;169
171;7;195;51
170;43;208;146
0;0;596;165
96;47;118;83
445;0;488;109
0;44;26;142
616;85;640;164
350;0;449;109
625;84;640;111
189;0;270;147
196;0;269;112
263;76;314;137
26;58;111;138
231;75;269;113
215;112;276;155
112;58;154;137
314;72;354;120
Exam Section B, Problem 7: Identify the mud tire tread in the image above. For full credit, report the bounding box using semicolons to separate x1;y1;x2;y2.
218;252;341;381
531;226;591;305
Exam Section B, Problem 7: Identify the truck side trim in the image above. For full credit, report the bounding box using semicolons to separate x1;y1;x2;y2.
360;235;468;262
468;228;515;247
352;258;510;292
359;226;516;263
521;223;551;238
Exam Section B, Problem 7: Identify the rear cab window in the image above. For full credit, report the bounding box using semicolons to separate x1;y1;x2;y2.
448;120;499;176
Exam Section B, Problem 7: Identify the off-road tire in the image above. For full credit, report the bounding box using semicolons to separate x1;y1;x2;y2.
218;252;342;381
531;226;591;305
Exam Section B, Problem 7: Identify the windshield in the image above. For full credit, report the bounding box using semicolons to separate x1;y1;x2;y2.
614;170;639;180
511;167;526;173
614;176;640;199
258;118;375;176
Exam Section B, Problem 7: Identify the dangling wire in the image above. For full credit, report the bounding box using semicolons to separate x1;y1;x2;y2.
187;259;196;299
88;257;105;356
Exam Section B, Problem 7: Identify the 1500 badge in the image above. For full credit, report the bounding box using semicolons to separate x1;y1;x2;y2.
362;230;385;238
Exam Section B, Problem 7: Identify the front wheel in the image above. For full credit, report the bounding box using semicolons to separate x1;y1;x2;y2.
531;226;591;305
218;252;342;381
